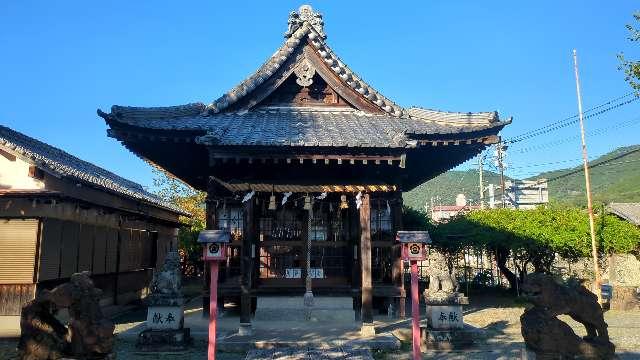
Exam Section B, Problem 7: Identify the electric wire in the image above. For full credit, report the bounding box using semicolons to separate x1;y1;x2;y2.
511;115;640;154
505;92;638;144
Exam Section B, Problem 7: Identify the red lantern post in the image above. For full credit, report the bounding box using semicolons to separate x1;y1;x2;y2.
397;231;431;360
198;230;231;360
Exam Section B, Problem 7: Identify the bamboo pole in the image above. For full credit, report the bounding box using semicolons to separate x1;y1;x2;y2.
572;49;602;303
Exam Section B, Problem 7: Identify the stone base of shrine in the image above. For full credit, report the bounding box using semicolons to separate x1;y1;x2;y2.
136;328;192;352
253;296;355;322
216;330;400;352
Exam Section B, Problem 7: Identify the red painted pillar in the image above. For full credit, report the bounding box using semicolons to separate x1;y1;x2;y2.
410;260;421;360
208;261;219;360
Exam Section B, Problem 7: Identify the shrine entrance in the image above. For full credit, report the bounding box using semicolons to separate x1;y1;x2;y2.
255;194;354;290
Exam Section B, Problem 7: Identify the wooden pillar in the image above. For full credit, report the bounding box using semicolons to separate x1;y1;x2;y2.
359;193;375;336
240;196;255;335
392;191;406;318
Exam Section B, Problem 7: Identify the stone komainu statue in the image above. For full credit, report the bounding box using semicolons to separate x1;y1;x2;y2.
18;272;115;360
520;273;615;359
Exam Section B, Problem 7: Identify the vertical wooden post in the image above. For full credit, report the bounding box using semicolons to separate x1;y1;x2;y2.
359;193;374;336
391;192;405;318
203;179;218;316
410;260;421;360
573;49;602;303
240;196;254;335
208;261;219;360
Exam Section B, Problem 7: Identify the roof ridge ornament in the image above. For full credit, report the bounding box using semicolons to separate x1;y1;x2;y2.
285;5;326;39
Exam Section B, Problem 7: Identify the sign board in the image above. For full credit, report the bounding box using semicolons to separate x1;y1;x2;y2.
426;305;464;330
284;268;324;279
285;268;302;278
147;306;184;330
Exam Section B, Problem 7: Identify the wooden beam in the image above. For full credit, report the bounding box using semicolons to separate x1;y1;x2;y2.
391;191;405;318
240;197;255;328
359;193;373;326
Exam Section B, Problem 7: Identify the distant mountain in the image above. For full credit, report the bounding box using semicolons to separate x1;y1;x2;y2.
403;169;505;212
532;145;640;206
402;145;640;211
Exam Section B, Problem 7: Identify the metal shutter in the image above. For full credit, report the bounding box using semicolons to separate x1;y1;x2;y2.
0;219;39;284
38;219;63;281
60;221;80;278
77;224;94;272
92;227;107;275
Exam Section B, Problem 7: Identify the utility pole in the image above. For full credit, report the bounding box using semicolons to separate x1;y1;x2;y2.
478;153;485;209
497;142;507;208
573;49;602;303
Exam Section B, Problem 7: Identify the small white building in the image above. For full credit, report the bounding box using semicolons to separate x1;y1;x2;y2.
431;194;480;222
503;179;548;209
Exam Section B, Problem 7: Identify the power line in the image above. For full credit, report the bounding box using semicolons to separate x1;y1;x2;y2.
506;93;638;144
508;92;635;140
512;147;640;188
511;115;640;154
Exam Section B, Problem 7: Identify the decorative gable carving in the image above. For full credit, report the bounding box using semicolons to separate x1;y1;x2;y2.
294;58;316;87
258;73;353;108
205;5;404;116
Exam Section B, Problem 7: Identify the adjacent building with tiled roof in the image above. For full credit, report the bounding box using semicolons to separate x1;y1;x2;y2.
0;124;187;316
608;203;640;226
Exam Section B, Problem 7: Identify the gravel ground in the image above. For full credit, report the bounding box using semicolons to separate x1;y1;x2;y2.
2;300;639;360
0;338;245;360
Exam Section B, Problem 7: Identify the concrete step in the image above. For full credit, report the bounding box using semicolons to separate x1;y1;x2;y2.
254;296;355;322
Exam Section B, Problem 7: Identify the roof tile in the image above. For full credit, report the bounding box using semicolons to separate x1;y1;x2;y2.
0;124;187;215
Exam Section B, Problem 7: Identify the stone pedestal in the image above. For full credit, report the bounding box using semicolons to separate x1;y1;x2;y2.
422;293;473;350
136;251;191;352
138;328;192;352
146;305;185;330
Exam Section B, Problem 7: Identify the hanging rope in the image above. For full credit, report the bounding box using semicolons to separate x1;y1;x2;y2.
304;198;315;316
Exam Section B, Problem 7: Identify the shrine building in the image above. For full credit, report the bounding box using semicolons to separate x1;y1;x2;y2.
98;5;510;334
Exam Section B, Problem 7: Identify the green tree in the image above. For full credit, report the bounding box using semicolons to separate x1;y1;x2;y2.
619;12;640;92
432;206;640;291
153;169;206;278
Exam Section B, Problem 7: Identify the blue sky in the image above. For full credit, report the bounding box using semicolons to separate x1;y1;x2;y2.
1;1;639;189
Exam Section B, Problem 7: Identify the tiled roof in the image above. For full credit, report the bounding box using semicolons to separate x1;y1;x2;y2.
204;7;405;117
110;103;206;121
0;124;188;215
97;5;510;150
406;108;498;125
104;107;508;148
608;203;640;226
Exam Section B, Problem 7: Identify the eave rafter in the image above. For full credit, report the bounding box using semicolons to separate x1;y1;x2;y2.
207;152;407;168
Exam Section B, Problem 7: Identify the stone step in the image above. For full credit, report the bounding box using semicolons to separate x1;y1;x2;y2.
254;296;355;322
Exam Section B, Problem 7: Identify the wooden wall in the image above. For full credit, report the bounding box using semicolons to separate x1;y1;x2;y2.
0;215;175;315
37;219;165;282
